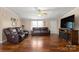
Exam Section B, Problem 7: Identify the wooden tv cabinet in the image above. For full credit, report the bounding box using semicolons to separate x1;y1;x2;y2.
59;28;78;45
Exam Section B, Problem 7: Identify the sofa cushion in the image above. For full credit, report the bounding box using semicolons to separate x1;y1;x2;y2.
33;31;40;33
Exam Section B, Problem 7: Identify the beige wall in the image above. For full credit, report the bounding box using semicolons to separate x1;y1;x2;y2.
21;19;31;31
44;19;50;29
61;8;79;30
44;19;59;34
50;20;58;34
0;8;21;43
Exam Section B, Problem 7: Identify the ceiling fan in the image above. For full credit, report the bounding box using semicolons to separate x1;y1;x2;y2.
34;7;48;16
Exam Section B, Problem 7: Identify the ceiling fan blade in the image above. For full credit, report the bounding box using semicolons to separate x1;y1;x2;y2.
34;7;48;16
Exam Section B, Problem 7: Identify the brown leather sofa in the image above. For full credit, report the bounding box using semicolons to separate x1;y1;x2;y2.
3;27;29;44
31;27;50;36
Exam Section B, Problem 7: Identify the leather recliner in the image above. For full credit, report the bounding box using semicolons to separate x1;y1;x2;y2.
3;27;29;44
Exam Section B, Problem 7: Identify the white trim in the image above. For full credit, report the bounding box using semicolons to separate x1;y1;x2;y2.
0;40;7;44
0;40;3;44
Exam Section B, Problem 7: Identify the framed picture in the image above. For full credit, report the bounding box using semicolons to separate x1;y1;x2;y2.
11;17;17;26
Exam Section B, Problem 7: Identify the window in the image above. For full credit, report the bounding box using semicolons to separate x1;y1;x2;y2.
31;21;44;29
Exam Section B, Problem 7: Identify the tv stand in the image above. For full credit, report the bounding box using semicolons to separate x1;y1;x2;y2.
59;28;78;45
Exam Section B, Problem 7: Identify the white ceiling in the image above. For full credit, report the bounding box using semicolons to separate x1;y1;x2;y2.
7;7;75;20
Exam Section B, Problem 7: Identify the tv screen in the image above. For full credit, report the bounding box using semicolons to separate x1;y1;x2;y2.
66;22;74;29
61;15;74;29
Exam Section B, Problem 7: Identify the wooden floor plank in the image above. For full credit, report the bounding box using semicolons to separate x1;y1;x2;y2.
0;34;79;52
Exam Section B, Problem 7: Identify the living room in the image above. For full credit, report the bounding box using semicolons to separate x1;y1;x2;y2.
0;7;79;52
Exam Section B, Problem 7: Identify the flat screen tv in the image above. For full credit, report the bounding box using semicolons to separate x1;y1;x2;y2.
61;15;75;29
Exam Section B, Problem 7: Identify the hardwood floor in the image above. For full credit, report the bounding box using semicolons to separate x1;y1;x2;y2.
0;34;79;52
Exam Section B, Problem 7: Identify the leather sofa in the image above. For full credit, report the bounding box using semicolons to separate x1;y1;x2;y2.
3;27;29;44
31;27;50;36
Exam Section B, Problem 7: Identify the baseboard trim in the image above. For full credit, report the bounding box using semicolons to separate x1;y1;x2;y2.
50;33;59;35
0;41;2;44
0;40;7;44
